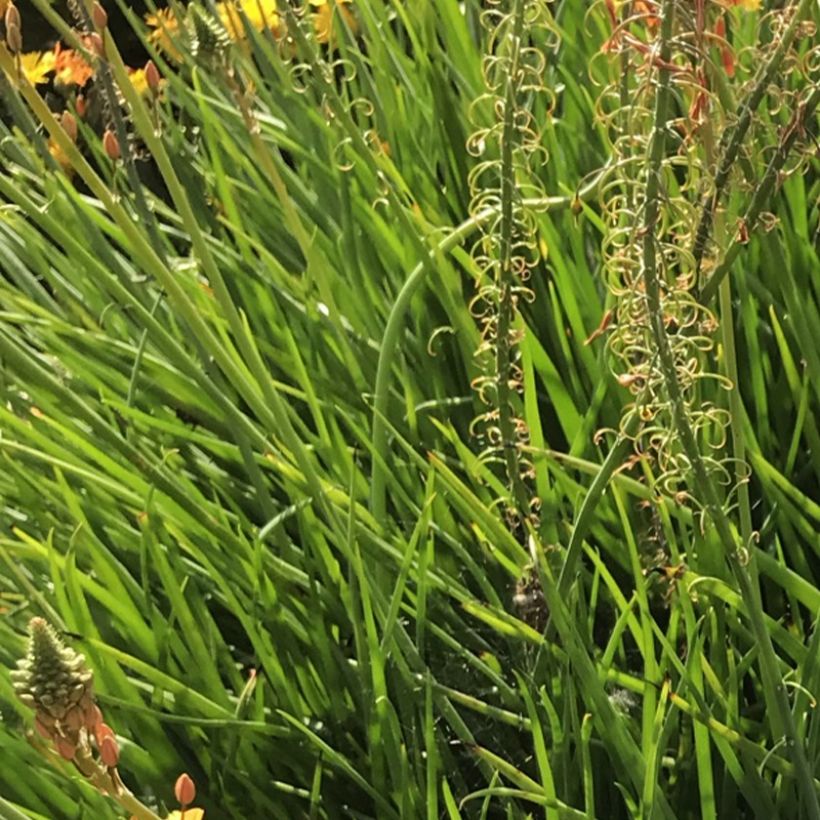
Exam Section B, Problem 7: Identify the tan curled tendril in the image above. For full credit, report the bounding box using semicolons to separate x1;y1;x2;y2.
466;0;559;532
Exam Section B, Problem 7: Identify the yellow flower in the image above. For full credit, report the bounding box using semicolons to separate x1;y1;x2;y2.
128;65;165;96
310;0;356;45
48;138;74;175
216;0;281;40
18;51;56;85
165;811;205;820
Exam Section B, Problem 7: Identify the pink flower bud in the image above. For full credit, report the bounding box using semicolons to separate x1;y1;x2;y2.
174;773;196;807
60;110;78;142
55;735;76;760
84;701;103;732
92;2;108;29
99;734;119;767
102;129;120;160
34;718;52;740
144;59;161;93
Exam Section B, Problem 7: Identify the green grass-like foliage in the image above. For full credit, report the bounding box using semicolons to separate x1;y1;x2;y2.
0;0;819;817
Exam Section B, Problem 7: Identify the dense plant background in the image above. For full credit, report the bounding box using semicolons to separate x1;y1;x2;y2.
0;0;818;817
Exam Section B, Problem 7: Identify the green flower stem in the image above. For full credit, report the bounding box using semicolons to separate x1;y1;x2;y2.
494;0;531;521
368;175;605;525
691;0;814;270
643;2;819;815
699;83;820;304
87;768;163;820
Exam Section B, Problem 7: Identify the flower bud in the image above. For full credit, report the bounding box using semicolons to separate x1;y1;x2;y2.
92;2;108;29
5;22;22;54
55;735;76;760
99;734;119;767
86;32;104;58
144;59;161;93
4;3;21;33
34;718;52;740
60;110;78;142
174;773;196;807
102;129;120;160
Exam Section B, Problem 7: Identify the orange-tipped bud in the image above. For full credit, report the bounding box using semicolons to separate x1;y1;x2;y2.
60;110;78;142
175;773;196;807
75;95;87;118
99;734;119;767
144;59;161;92
5;22;22;54
102;129;120;160
92;2;108;29
55;735;76;760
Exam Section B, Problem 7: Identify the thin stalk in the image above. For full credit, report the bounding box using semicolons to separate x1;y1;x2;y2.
494;0;530;521
367;178;605;525
699;84;820;303
642;2;819;814
691;0;813;270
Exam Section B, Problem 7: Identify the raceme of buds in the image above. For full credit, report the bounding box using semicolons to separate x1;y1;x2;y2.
92;2;108;30
11;618;95;724
11;617;120;773
102;129;120;160
175;773;196;807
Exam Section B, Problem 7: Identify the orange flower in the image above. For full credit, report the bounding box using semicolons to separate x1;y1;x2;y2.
53;42;94;88
146;7;183;61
